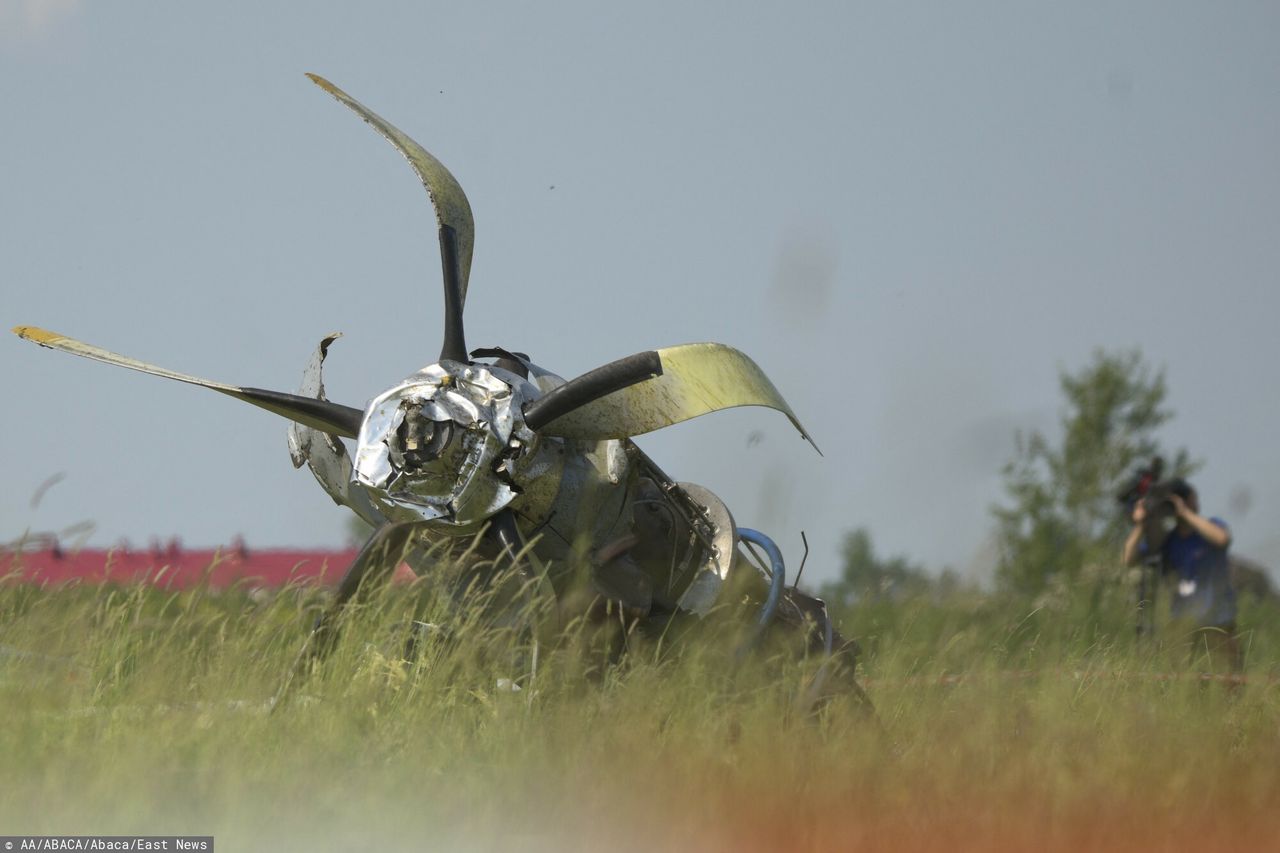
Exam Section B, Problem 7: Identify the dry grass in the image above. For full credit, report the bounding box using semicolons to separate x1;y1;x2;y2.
1;574;1276;852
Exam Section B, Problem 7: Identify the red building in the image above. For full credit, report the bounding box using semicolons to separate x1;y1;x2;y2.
0;537;358;589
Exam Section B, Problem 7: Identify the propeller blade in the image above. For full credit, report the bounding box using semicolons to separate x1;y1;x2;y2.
525;342;820;454
275;520;425;708
488;507;527;573
523;351;661;430
12;326;364;438
307;73;472;362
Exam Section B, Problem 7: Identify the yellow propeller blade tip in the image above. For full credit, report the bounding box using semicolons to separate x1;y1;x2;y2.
12;326;62;345
305;73;338;95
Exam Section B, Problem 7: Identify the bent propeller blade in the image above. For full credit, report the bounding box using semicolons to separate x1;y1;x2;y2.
525;342;820;454
307;73;472;362
12;326;364;439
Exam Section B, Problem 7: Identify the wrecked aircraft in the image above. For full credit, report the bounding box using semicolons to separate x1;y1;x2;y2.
14;74;862;706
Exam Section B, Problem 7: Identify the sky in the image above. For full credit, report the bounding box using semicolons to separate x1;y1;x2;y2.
3;1;1279;586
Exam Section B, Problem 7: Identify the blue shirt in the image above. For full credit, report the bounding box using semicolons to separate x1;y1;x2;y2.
1161;517;1236;627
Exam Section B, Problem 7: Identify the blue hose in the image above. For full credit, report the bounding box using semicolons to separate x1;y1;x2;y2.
737;528;785;651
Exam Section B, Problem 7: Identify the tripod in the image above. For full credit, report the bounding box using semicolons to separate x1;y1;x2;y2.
1135;552;1162;639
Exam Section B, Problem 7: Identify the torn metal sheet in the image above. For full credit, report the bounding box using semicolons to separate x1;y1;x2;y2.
287;334;386;528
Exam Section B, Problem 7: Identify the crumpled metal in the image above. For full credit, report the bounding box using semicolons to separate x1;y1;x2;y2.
352;361;546;533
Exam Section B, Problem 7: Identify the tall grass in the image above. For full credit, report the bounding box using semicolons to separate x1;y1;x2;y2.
1;568;1276;852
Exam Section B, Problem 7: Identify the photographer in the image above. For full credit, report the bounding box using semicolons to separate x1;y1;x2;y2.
1122;480;1241;672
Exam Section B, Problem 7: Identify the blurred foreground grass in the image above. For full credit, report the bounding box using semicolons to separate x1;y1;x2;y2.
1;576;1277;853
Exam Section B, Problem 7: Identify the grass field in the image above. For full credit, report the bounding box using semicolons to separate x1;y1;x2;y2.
1;571;1277;852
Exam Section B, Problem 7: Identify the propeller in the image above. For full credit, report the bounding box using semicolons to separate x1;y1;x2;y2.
11;326;363;438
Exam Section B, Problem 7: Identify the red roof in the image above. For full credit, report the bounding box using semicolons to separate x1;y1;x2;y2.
0;540;358;589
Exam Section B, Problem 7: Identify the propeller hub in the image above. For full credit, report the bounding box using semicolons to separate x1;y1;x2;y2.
353;361;545;532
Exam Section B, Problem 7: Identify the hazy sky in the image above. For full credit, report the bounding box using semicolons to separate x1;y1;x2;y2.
4;1;1278;585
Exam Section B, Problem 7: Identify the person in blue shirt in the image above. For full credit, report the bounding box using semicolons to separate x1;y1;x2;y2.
1122;480;1241;672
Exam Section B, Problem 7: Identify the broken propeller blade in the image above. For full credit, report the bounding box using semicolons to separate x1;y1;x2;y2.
275;520;425;709
524;342;820;454
307;73;473;364
12;326;364;439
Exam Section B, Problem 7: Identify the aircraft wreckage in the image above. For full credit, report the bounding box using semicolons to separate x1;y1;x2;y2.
14;74;864;708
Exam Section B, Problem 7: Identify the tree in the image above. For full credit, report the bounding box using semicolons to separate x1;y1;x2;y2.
992;349;1195;596
820;527;933;607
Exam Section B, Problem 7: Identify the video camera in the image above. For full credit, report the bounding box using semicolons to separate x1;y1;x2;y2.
1116;456;1190;550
